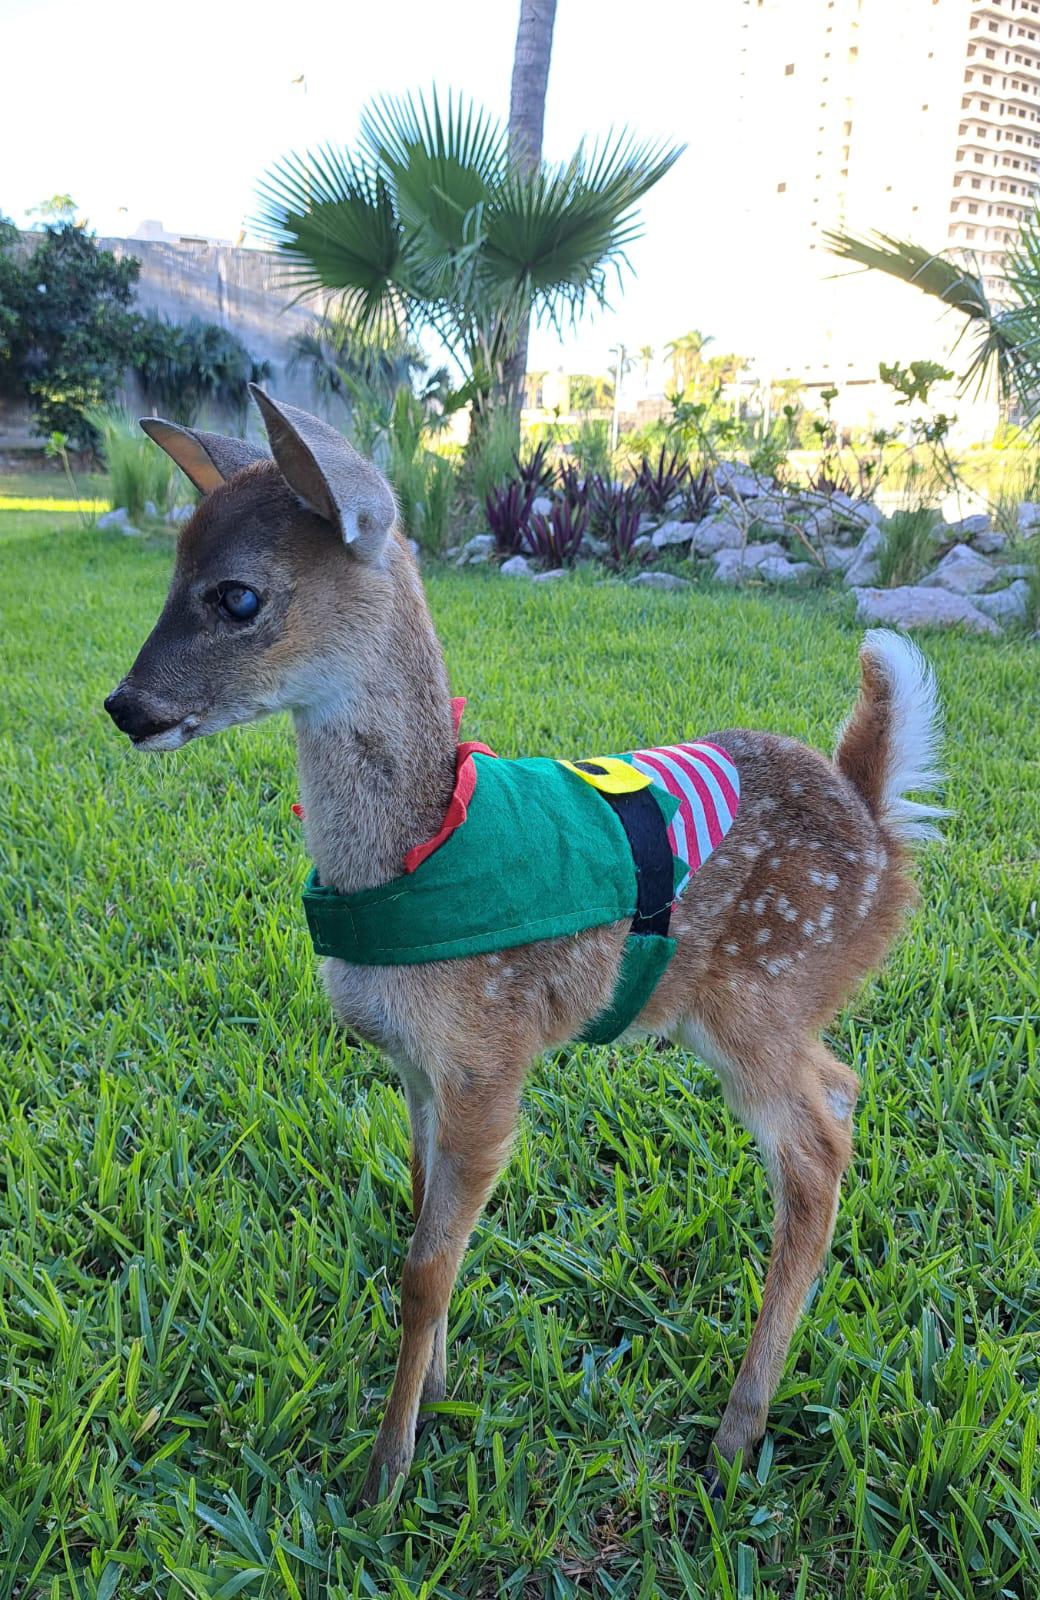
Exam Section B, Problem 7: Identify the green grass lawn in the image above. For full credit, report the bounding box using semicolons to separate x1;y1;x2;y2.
1;511;1037;1599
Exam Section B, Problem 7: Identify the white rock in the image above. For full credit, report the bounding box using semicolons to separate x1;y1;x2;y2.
709;541;790;583
800;508;837;540
756;556;814;584
972;529;1006;555
97;507;132;530
500;553;533;577
973;579;1030;623
714;460;770;499
822;543;854;571
530;495;554;518
843;524;887;587
920;543;997;595
845;498;884;528
712;548;754;584
120;524;144;538
744;540;795;567
532;567;568;582
456;533;496;565
852;586;999;634
950;513;990;538
166;504;193;525
144;500;158;519
630;571;691;591
1004;563;1035;579
631;534;653;556
1018;501;1040;532
651;519;701;549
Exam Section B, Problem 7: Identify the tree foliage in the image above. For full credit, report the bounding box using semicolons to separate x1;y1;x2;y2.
0;219;140;444
255;90;681;428
825;221;1040;420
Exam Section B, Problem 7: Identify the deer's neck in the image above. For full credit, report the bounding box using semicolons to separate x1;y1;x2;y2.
292;556;457;894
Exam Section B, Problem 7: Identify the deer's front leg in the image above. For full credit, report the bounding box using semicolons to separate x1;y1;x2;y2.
361;1073;521;1504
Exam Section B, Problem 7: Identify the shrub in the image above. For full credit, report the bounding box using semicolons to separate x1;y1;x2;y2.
486;480;534;556
1;220;140;446
570;417;612;479
529;500;587;569
875;507;940;588
131;315;272;427
634;447;690;514
514;439;554;495
588;479;644;569
92;407;177;520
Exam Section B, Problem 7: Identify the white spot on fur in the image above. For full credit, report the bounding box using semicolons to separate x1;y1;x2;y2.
769;855;781;868
753;894;769;915
844;849;860;863
789;781;803;796
802;919;815;936
787;835;801;848
807;840;823;851
819;904;834;928
757;830;775;848
808;868;824;887
863;872;878;895
739;843;761;860
827;1086;855;1122
824;871;840;891
723;941;739;955
755;926;771;944
738;899;750;914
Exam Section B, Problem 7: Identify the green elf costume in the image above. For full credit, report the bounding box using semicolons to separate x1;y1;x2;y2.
303;700;740;1044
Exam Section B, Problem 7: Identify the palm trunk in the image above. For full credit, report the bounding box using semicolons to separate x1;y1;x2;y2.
503;0;557;439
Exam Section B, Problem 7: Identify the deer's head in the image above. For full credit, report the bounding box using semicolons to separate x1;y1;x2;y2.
104;388;400;749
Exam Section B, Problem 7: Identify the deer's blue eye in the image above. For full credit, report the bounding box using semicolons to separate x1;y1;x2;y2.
219;585;260;621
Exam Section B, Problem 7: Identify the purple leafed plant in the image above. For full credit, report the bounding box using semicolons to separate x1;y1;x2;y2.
528;499;588;569
678;466;716;523
556;462;587;512
635;446;690;514
587;477;645;569
485;480;534;556
513;440;555;495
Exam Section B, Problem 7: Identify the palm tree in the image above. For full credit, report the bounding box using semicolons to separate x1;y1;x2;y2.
254;90;681;445
664;328;713;396
504;0;558;425
824;222;1040;421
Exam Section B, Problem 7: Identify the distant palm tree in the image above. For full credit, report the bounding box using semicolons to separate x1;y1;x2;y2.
503;0;558;424
825;222;1040;420
664;328;713;396
255;90;681;444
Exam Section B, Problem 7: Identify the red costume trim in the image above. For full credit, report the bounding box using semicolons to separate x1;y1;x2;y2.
403;699;496;873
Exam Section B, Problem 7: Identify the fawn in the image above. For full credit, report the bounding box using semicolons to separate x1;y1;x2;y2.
105;388;944;1502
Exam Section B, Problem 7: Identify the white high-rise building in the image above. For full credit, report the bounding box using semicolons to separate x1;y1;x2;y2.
732;0;1039;433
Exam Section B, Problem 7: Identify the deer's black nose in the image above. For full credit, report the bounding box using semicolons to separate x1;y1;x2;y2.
104;684;172;742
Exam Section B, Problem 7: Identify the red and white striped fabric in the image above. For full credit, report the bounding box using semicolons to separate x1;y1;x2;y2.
629;741;740;894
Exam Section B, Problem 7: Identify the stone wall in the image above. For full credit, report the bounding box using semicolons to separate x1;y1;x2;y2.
1;235;338;450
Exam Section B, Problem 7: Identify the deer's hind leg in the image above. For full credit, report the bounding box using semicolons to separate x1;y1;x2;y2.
677;1019;858;1469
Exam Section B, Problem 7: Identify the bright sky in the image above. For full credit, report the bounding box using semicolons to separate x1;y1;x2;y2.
2;0;751;384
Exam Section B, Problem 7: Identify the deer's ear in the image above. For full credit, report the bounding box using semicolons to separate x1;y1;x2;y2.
139;418;269;493
249;384;396;560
